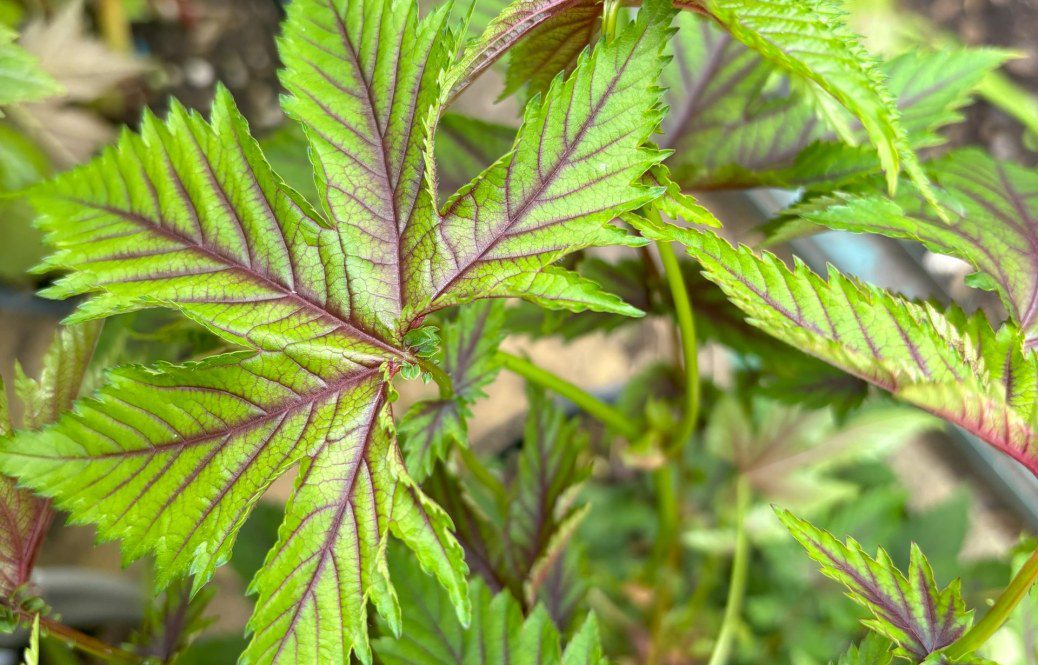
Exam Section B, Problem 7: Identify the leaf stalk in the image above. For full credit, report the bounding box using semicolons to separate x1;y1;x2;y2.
417;356;454;400
651;209;700;453
497;351;641;441
706;476;750;665
945;544;1038;659
30;613;140;664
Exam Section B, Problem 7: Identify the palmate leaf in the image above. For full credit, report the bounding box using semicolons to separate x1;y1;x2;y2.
671;227;1038;478
374;549;605;665
792;149;1038;342
10;82;460;664
661;12;1006;190
398;300;506;480
2;0;676;661
779;510;971;660
0;322;101;598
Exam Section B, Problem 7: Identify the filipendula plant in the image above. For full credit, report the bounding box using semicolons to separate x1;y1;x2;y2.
3;0;1038;663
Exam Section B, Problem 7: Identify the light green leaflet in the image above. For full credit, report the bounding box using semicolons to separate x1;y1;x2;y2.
1;1;675;662
780;510;972;661
408;0;673;318
790;149;1038;343
455;0;937;204
655;224;1038;480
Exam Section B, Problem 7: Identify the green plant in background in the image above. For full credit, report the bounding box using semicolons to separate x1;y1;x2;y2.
2;0;1038;663
0;0;146;282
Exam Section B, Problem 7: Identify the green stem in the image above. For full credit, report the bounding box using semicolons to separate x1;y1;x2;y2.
652;213;699;452
497;351;641;441
706;477;751;665
35;614;139;664
945;545;1038;660
601;0;622;40
646;464;680;665
417;356;453;400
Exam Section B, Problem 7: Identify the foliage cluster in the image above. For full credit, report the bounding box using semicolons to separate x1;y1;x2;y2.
2;0;1038;663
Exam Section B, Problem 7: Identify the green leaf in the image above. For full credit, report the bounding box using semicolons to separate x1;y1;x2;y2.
833;634;894;665
0;322;100;598
374;549;605;664
246;396;469;664
662;12;1005;190
675;227;1038;478
506;256;658;340
501;0;599;103
792;149;1038;341
646;163;722;228
446;0;575;102
779;509;972;660
279;0;456;341
4;0;682;659
409;0;672;317
504;387;590;602
6;80;469;664
700;0;930;199
0;25;61;110
31;88;391;358
399;300;507;480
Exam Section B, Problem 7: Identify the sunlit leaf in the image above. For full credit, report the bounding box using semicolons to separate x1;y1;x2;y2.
3;0;678;659
792;149;1038;342
409;0;673;317
673;227;1038;478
